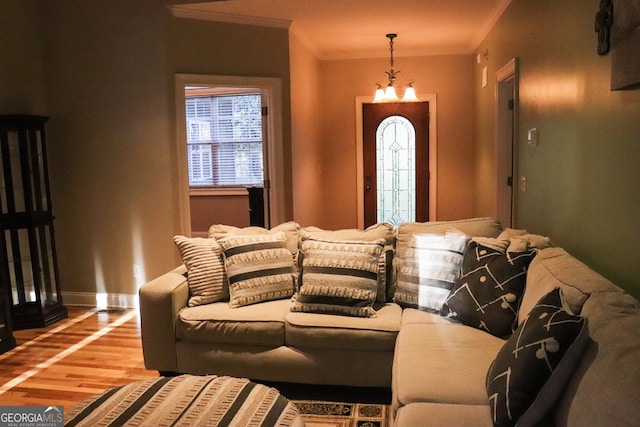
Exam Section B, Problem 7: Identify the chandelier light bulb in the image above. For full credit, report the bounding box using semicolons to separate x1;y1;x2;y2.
402;84;418;102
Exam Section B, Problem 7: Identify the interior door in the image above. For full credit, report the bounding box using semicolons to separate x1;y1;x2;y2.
362;102;429;227
496;59;519;228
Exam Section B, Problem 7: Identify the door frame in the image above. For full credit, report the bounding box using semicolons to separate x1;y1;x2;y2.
495;58;519;228
355;94;438;228
174;74;285;235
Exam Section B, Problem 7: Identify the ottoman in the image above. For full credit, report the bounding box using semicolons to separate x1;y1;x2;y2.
65;375;302;426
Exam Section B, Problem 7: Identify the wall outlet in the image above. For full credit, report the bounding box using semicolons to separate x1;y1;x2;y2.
520;176;527;192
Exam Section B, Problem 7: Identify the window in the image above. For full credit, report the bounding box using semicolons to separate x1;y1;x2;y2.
185;92;263;188
376;115;416;225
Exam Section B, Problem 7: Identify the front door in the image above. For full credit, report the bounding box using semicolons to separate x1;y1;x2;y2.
362;102;430;227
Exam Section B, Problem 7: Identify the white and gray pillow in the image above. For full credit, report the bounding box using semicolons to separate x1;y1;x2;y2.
299;223;395;303
217;231;296;308
173;235;227;307
394;229;470;313
292;238;384;317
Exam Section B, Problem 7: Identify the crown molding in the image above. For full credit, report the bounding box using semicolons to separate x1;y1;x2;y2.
470;0;512;51
169;5;292;29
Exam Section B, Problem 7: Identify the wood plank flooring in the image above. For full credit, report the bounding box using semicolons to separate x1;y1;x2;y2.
0;306;158;411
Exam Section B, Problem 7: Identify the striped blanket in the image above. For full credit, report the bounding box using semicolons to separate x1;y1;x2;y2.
65;375;301;426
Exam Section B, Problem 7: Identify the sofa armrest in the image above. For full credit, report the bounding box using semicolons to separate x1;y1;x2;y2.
139;265;189;372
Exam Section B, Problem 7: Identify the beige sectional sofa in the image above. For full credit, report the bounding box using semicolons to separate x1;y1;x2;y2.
139;218;640;427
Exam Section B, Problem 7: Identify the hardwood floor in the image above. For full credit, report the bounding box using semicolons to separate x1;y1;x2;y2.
0;306;158;411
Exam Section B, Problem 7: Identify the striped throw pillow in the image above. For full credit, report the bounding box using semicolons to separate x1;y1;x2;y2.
292;238;384;318
394;229;470;313
299;223;395;303
173;236;227;307
218;231;296;308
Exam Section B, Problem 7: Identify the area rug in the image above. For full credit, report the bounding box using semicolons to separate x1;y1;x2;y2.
293;400;390;427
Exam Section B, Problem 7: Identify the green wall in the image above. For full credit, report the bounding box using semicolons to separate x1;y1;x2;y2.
473;0;640;298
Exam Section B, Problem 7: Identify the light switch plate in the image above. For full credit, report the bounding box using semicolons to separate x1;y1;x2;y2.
527;128;538;145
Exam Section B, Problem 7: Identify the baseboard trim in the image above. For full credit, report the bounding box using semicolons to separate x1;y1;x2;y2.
62;292;139;309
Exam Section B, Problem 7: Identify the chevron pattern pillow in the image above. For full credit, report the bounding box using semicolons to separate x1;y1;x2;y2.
173;235;228;307
292;238;384;317
486;288;589;427
218;231;296;308
441;242;537;338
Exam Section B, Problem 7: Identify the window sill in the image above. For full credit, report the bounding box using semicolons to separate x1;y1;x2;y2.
189;188;248;197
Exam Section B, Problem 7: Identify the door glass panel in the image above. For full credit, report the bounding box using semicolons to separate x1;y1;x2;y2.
376;115;415;225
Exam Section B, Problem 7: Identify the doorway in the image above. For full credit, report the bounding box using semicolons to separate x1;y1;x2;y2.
362;102;430;227
174;74;285;236
495;59;519;228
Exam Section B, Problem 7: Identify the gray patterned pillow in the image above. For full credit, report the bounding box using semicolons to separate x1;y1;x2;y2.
218;231;296;308
486;288;589;427
173;235;227;307
299;223;395;303
292;238;384;317
441;242;537;338
394;229;469;313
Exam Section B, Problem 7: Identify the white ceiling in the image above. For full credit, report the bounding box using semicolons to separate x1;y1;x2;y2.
169;0;512;60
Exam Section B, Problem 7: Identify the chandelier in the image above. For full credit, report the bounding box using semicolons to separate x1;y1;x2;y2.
373;33;418;103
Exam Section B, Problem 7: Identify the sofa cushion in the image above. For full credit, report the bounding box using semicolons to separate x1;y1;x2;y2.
394;229;469;313
393;323;504;407
486;288;589;427
474;228;553;253
218;232;297;308
300;222;395;246
401;307;458;325
292;238;384;317
285;303;402;351
300;223;394;302
441;242;537;338
176;299;292;346
395;217;502;259
173;235;228;307
553;291;640;427
518;247;620;325
394;402;493;427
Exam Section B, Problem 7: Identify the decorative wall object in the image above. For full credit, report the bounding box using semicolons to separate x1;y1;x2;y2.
610;0;640;90
595;0;613;55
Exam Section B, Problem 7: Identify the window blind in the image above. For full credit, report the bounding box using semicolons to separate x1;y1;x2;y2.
185;93;263;188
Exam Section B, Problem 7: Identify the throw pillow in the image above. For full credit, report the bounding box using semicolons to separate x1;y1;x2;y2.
299;223;395;303
440;242;536;338
394;229;470;313
292;238;384;317
486;288;590;427
173;235;227;307
217;231;296;308
209;221;301;258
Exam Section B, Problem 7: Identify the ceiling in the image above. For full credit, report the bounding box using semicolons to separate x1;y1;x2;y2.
169;0;512;60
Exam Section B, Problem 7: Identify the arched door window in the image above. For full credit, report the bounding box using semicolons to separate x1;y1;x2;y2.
376;115;416;225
